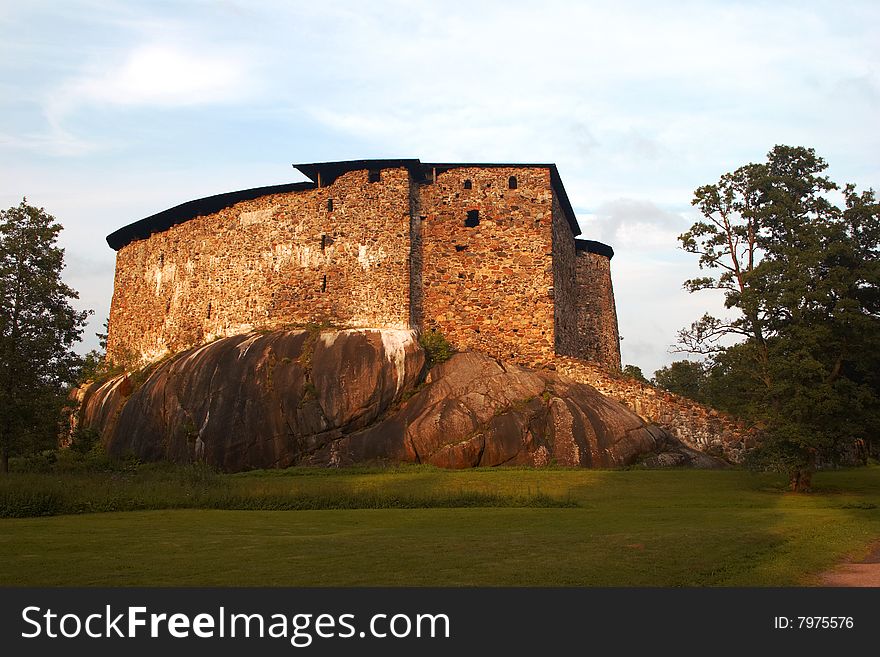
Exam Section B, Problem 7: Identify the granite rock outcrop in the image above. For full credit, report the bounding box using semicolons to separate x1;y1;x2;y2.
78;329;695;471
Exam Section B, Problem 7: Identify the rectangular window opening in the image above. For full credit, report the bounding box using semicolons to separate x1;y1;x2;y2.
321;275;327;292
464;210;480;228
327;198;333;211
368;170;381;183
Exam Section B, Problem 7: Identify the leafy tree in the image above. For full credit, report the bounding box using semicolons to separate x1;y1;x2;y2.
652;360;708;402
0;199;90;473
678;146;880;490
621;364;649;384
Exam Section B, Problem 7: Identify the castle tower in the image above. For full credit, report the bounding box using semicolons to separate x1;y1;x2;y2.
572;239;621;370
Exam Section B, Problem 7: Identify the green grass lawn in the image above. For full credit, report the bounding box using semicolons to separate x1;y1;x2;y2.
1;465;878;586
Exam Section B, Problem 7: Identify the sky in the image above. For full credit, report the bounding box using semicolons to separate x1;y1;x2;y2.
2;0;878;376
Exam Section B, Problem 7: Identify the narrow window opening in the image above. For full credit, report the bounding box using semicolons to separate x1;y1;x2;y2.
368;169;381;183
508;176;518;189
327;198;333;211
463;179;472;189
321;275;327;292
464;210;480;228
206;303;212;319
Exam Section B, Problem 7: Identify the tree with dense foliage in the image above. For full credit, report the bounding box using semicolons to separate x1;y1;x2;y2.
0;200;89;473
677;146;880;490
652;359;708;402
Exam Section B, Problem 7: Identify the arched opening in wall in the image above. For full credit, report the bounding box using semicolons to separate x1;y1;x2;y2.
206;303;212;319
463;179;472;189
464;210;480;228
368;170;381;183
327;198;333;211
508;176;517;189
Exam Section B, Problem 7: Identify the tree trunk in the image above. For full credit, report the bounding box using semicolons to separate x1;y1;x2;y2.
789;467;813;493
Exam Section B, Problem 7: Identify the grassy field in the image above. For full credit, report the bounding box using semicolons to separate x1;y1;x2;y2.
1;462;878;586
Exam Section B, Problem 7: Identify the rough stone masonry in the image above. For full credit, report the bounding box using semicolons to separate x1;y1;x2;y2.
106;159;620;370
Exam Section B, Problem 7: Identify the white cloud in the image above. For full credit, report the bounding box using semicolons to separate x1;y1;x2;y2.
0;127;102;157
614;253;729;376
47;44;251;122
578;198;693;250
4;42;259;156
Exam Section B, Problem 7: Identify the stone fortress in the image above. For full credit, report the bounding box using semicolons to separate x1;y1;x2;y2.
106;159;620;371
103;159;753;462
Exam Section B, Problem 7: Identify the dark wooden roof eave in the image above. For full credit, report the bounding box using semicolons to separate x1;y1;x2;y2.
575;239;615;259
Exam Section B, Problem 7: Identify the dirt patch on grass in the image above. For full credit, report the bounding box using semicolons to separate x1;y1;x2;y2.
819;540;880;587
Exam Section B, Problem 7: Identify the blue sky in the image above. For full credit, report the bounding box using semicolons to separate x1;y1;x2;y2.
2;0;878;375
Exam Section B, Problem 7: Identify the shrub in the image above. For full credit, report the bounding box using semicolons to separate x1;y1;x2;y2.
419;330;455;369
70;426;100;454
0;488;65;517
11;450;58;474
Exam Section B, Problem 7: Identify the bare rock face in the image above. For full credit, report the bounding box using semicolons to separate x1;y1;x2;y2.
313;352;669;468
82;329;424;470
79;330;673;471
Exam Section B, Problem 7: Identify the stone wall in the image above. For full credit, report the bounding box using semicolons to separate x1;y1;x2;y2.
107;168;413;365
572;246;621;370
107;161;625;376
551;189;579;360
418;166;557;365
554;356;759;462
408;179;425;330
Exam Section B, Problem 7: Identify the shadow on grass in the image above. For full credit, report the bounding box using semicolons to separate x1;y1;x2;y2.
0;464;577;518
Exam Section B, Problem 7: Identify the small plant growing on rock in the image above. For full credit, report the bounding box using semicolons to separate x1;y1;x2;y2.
419;329;455;369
